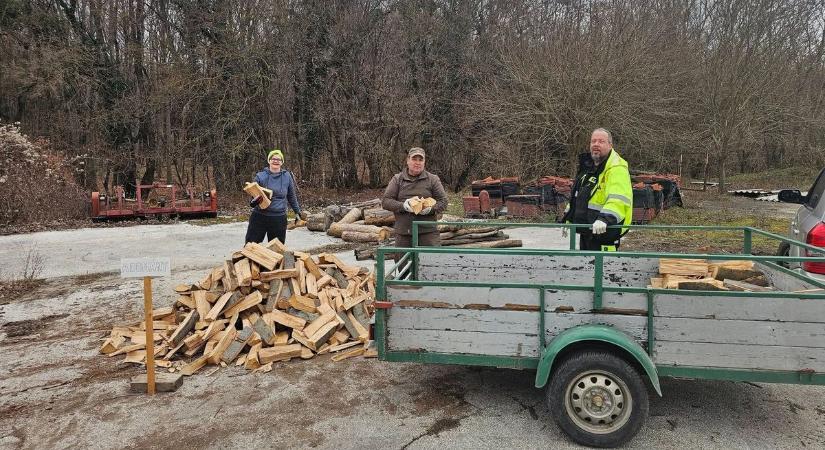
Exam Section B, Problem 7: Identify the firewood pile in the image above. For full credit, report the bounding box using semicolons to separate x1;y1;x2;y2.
650;259;774;291
99;240;377;375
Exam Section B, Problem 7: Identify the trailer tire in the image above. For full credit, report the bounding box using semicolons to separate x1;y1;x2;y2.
777;241;791;267
546;350;649;448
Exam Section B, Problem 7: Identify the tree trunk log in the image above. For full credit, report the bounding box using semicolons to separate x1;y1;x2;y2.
342;230;389;243
452;239;522;248
328;222;384;238
363;208;395;226
306;213;326;232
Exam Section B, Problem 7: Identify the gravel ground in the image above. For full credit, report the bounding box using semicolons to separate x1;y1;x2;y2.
1;222;824;449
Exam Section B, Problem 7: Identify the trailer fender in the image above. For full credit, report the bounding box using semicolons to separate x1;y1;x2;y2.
535;325;661;396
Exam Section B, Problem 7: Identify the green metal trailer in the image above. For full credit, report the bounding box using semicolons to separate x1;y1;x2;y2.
373;222;825;448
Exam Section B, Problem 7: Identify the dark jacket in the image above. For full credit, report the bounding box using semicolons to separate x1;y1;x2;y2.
253;168;301;217
382;169;448;235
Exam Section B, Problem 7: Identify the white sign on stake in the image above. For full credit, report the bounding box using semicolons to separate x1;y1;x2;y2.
120;257;171;278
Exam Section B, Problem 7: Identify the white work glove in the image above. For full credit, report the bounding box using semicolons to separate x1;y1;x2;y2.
419;206;433;215
402;198;414;213
592;219;607;235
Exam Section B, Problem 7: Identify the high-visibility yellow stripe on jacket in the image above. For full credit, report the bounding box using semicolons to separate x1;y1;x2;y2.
592;149;633;233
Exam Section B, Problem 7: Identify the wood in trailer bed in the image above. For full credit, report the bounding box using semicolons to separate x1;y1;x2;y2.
383;251;825;374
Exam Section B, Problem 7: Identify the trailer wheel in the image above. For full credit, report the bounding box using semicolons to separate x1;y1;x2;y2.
546;350;649;448
777;241;790;267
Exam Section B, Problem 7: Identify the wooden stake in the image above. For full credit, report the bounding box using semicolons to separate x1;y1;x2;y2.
143;276;156;395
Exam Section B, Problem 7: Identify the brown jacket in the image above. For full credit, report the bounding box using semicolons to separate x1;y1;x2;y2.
382;169;448;236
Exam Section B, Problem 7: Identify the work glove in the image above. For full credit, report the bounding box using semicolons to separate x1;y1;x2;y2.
592;219;607;235
402;198;414;213
419;206;433;215
250;196;263;208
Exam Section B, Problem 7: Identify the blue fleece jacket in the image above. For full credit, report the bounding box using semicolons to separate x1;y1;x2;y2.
253;168;301;217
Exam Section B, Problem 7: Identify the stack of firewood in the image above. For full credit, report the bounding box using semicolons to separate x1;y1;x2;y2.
99;240;376;375
650;259;773;291
305;198;394;244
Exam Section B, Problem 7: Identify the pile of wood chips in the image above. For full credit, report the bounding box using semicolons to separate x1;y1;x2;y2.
99;240;377;375
650;258;774;291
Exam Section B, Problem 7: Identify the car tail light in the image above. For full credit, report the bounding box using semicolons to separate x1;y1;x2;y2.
803;222;825;274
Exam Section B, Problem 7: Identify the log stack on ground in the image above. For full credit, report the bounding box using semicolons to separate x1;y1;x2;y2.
650;258;773;291
99;240;377;375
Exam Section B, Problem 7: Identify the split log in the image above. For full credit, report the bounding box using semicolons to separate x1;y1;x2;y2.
243;182;272;209
659;258;709;277
723;279;776;292
259;344;303;364
363;208;395;226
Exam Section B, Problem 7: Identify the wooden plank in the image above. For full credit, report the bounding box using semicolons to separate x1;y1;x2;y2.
388;328;538;357
653;294;825;323
169;311;199;346
655;317;825;348
223;291;263;318
388;285;540;309
654;341;825;372
234;258;253;287
758;263;821;292
327;341;362;353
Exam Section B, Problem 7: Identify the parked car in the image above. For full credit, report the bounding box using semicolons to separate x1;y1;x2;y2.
777;167;825;279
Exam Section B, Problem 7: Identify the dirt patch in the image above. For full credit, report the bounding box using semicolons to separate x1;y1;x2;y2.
2;313;69;337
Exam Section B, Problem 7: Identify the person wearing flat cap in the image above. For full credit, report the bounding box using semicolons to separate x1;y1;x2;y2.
245;149;304;244
382;147;449;251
